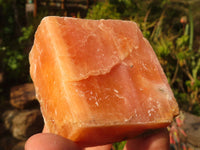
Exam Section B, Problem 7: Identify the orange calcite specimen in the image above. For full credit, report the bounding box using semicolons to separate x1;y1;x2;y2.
29;17;179;147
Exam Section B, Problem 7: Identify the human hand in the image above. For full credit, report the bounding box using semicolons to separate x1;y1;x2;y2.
25;127;169;150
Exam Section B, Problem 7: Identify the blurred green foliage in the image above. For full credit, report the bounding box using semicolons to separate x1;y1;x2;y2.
86;2;120;19
0;0;47;100
0;0;27;81
0;0;27;101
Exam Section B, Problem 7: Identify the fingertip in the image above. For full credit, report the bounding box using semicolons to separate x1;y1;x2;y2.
25;133;81;150
84;144;112;150
124;128;169;150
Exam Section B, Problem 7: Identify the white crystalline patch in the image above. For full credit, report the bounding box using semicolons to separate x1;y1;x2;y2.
167;93;173;101
114;89;119;93
104;95;110;100
32;62;37;80
134;109;138;117
55;109;57;116
114;93;127;104
148;111;151;116
156;101;161;108
148;108;155;117
95;101;99;106
139;88;143;91
78;91;85;97
124;116;133;122
149;97;152;101
142;63;148;70
35;86;39;97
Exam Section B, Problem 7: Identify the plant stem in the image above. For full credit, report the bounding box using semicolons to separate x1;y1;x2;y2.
171;60;179;85
189;5;193;51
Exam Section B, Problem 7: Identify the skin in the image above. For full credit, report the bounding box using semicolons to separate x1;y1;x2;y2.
25;127;169;150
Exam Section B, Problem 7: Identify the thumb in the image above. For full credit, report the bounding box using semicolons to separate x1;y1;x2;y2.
25;133;82;150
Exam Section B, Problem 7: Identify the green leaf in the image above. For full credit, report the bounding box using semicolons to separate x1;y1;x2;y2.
176;35;189;48
18;25;34;44
113;141;127;150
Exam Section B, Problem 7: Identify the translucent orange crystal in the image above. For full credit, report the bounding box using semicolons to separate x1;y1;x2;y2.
29;17;179;147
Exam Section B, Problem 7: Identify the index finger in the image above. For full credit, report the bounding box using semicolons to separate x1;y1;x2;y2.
124;128;169;150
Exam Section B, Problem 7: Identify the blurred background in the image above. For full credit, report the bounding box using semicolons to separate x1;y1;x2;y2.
0;0;200;150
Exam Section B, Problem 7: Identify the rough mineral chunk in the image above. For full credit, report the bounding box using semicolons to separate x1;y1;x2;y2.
29;17;179;147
